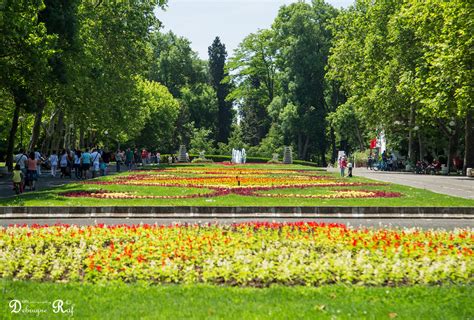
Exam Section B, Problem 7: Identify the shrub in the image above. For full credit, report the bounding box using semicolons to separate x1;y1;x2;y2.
191;158;213;163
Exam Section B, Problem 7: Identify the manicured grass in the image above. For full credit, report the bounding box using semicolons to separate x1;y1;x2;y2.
1;163;473;207
1;280;472;319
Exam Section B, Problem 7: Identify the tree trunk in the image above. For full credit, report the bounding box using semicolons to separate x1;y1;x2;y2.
302;135;310;161
51;111;64;153
354;117;364;151
5;102;21;171
463;109;474;175
40;109;58;155
297;133;303;159
408;105;415;163
27;98;46;152
330;126;337;164
447;135;453;173
79;127;85;149
418;131;424;161
70;128;77;149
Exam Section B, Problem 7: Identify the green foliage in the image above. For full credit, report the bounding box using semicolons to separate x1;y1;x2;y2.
250;125;284;158
271;1;337;163
191;158;213;163
209;37;233;143
350;149;371;168
180;83;218;131
149;32;208;98
1;0;471;170
134;79;180;151
327;0;472;166
189;127;216;155
227;30;276;146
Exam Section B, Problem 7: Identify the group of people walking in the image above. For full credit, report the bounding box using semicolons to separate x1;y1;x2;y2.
13;148;108;194
116;148;161;172
47;148;108;179
12;150;42;193
12;147;162;194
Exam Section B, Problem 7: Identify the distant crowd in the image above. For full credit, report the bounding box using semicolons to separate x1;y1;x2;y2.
367;150;464;174
12;147;162;194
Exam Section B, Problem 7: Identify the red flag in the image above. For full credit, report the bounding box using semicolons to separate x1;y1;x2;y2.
370;138;377;149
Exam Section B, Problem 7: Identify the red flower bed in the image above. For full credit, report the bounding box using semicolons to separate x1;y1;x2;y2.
63;166;402;200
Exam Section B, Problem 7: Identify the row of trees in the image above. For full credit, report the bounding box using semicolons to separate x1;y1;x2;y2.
0;0;234;170
225;0;472;172
1;0;472;172
1;0;174;169
327;0;472;172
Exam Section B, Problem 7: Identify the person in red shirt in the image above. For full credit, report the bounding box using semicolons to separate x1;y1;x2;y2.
26;152;39;190
141;149;148;165
370;138;377;149
428;159;441;174
340;156;347;177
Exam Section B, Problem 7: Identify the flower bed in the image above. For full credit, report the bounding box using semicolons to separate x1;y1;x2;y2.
1;222;472;286
61;187;401;200
65;165;401;201
61;189;223;199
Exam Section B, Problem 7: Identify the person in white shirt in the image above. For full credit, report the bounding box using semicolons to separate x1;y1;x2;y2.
90;149;101;178
59;150;70;178
49;151;59;177
115;149;123;173
156;152;161;165
15;149;28;176
34;149;42;175
73;150;82;179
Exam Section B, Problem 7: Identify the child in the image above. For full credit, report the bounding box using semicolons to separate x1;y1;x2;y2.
99;159;107;176
348;162;353;177
12;164;23;194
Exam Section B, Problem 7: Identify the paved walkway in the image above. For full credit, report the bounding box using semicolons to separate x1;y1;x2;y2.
0;165;122;198
330;167;474;200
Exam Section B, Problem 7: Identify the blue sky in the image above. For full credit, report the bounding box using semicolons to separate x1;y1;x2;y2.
156;0;354;59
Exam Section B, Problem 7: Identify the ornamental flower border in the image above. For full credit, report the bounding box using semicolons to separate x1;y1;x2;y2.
61;186;402;200
67;166;401;200
1;222;472;286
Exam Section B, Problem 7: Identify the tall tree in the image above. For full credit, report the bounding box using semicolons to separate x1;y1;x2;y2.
0;0;55;169
208;37;233;143
149;32;208;98
272;0;336;163
228;30;277;146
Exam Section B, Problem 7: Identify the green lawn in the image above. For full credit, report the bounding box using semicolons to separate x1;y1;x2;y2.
1;280;472;319
1;163;473;207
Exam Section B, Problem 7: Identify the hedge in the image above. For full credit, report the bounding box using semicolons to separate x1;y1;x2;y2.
154;154;321;167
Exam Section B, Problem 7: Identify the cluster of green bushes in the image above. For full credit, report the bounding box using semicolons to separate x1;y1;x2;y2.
149;154;320;167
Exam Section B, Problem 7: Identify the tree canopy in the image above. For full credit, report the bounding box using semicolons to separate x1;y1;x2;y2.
1;0;471;172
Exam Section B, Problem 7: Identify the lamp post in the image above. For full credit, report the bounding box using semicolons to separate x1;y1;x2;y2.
18;116;25;149
104;130;109;149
